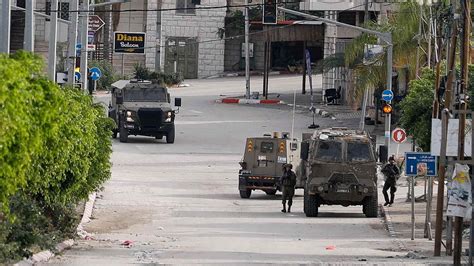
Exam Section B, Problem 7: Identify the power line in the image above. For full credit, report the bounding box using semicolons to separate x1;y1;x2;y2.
36;1;388;14
109;2;372;52
37;1;300;13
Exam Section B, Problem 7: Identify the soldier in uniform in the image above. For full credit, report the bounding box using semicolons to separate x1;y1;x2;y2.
280;164;297;213
381;156;400;206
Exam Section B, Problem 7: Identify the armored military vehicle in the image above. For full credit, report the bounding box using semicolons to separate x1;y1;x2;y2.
108;80;181;143
238;133;303;198
300;127;378;217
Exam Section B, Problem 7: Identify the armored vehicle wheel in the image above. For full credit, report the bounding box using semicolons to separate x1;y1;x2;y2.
264;189;277;195
304;192;319;217
239;189;252;198
364;193;378;218
119;124;128;143
112;129;118;139
166;125;175;144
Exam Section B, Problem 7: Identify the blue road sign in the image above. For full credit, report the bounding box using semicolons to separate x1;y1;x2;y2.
382;89;394;102
405;152;437;176
76;43;82;50
74;71;81;82
89;67;101;81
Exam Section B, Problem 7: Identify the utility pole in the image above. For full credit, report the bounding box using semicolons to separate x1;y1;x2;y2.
1;0;11;54
279;7;393;149
434;7;458;257
244;0;250;99
80;0;90;92
364;0;369;22
67;0;79;86
24;0;35;52
385;33;393;156
47;0;59;81
453;0;471;264
415;4;423;78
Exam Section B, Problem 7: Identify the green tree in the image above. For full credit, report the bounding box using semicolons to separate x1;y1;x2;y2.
399;68;435;151
89;60;119;90
342;1;422;98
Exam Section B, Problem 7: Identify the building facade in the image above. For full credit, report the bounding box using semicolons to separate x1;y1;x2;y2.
108;0;227;79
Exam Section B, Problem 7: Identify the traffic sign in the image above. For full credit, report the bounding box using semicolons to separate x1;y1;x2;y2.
88;15;105;32
89;67;102;81
74;71;81;82
87;44;96;51
405;152;437;176
382;89;394;102
392;128;407;144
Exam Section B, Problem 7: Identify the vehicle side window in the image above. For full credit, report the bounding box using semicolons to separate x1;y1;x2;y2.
347;142;372;162
260;142;274;153
314;141;342;162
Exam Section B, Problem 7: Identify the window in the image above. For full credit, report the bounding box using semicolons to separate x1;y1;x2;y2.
123;88;168;102
260;142;274;153
347;142;372;162
337;11;356;26
176;0;196;15
314;141;342;162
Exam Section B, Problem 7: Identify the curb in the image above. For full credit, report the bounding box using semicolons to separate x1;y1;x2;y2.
216;98;285;104
380;204;407;251
77;192;97;239
14;192;97;265
288;104;337;120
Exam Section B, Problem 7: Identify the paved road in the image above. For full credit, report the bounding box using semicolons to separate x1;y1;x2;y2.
45;76;433;265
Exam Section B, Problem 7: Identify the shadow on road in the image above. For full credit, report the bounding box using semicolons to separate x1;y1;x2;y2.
113;136;169;144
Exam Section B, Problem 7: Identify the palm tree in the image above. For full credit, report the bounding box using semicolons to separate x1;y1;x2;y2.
343;1;423;99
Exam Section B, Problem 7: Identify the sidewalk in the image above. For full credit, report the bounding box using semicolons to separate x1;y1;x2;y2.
380;177;470;264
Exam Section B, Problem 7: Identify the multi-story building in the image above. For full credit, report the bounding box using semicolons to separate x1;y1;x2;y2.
299;0;395;105
112;0;227;78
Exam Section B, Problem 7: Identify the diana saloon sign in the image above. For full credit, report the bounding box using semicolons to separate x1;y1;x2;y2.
114;32;146;54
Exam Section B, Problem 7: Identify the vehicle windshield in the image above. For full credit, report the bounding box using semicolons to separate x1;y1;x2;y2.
347;142;373;162
313;141;342;162
123;88;167;102
260;142;274;153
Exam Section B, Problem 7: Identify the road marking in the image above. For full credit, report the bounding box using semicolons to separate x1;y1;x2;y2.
190;110;203;114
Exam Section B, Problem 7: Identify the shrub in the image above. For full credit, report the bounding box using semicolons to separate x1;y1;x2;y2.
133;64;183;86
0;51;113;262
89;60;119;90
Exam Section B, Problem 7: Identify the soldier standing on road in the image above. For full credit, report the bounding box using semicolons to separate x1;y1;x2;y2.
381;156;400;206
280;164;297;213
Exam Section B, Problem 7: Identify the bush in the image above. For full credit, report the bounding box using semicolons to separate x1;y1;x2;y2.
133;64;183;86
0;51;113;262
89;60;119;90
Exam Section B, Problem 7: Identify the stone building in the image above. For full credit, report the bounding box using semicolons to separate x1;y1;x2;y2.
111;0;227;79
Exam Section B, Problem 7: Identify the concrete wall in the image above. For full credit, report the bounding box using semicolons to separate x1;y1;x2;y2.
35;0;47;41
145;0;158;70
224;33;265;72
160;0;226;78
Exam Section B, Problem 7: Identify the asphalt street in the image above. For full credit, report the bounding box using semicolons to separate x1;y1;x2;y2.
44;75;442;265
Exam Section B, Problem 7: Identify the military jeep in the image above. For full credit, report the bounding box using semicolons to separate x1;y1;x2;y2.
238;133;303;198
300;128;378;217
108;80;181;143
